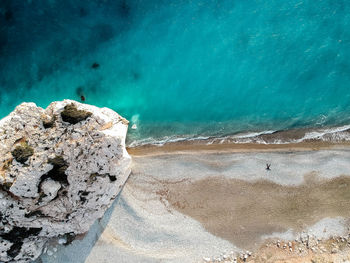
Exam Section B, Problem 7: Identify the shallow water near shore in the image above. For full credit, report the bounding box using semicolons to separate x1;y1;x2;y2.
1;0;350;145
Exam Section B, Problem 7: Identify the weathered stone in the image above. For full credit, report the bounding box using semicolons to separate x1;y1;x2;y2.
41;115;56;129
40;155;69;185
60;103;92;124
0;100;131;262
40;179;61;202
11;142;34;164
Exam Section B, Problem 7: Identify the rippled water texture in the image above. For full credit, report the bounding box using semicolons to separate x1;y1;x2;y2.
1;0;350;142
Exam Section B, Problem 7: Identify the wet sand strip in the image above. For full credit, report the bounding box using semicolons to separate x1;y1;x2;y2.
156;175;350;250
127;141;350;156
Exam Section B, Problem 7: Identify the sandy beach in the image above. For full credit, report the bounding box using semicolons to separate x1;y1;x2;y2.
39;141;350;262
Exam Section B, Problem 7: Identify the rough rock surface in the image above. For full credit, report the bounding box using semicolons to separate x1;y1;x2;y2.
0;100;131;262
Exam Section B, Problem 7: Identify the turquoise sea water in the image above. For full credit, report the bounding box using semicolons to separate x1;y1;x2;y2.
1;0;350;145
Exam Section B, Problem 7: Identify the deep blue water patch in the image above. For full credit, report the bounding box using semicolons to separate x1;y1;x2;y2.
0;0;350;142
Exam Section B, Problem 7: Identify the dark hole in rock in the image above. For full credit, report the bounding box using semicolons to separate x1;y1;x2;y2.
0;181;13;192
42;115;56;129
39;156;69;188
89;173;115;183
24;210;44;218
61;104;92;124
7;241;23;258
108;175;117;182
80;196;87;203
11;143;34;164
63;232;76;246
48;156;68;173
2;227;42;259
78;190;89;196
2;227;42;242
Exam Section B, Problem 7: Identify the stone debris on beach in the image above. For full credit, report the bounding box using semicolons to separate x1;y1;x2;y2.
201;229;350;263
201;250;252;263
0;100;131;262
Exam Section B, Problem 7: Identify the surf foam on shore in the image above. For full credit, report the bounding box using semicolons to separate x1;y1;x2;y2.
127;124;350;148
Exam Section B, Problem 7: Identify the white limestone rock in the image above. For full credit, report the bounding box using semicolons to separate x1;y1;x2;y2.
0;100;131;262
40;179;61;202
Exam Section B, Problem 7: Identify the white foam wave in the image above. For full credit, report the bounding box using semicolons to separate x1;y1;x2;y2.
232;130;276;139
297;124;350;142
128;135;211;147
127;125;350;148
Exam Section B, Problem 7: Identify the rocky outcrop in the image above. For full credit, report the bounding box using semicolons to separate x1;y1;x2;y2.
0;100;131;262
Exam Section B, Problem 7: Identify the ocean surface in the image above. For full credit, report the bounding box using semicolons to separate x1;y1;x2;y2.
1;0;350;146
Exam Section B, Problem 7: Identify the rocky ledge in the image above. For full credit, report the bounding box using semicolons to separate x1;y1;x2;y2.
0;100;131;262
